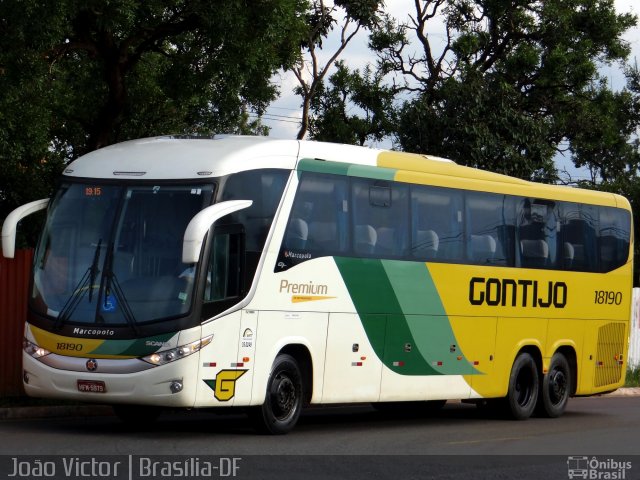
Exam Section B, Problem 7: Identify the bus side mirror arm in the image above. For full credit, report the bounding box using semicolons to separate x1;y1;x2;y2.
2;198;50;259
182;200;253;264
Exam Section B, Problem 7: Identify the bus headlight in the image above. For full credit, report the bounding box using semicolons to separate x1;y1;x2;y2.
142;335;213;366
23;339;51;359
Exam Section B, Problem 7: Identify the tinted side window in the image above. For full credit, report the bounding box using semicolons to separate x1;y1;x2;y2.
598;207;631;272
466;192;515;266
219;169;288;251
278;173;349;270
278;171;632;274
560;202;598;272
411;185;464;262
219;169;289;284
352;179;409;257
517;198;560;269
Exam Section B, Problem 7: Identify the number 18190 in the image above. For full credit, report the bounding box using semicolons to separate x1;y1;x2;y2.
594;290;622;305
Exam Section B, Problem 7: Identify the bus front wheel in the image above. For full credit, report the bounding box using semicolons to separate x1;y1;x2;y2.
505;352;539;420
250;354;303;434
537;352;571;418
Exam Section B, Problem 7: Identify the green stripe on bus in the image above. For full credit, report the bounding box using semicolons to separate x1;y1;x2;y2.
347;164;396;181
91;332;175;356
335;257;478;375
297;158;350;176
334;257;440;375
297;158;396;181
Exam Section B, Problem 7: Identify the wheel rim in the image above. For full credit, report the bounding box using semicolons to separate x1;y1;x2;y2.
515;365;534;407
271;372;298;421
548;368;568;405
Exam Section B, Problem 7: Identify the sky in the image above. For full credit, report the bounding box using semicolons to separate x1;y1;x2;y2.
260;0;640;181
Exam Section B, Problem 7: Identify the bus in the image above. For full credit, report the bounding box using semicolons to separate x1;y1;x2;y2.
1;136;633;434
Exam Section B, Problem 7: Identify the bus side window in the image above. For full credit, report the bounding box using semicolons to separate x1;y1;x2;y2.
277;173;349;270
466;192;515;266
560;203;597;272
598;207;631;272
352;179;409;258
304;175;349;254
517;198;558;269
410;185;463;262
219;169;288;285
203;226;244;304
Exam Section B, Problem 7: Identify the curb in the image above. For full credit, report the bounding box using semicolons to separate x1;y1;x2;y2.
602;387;640;397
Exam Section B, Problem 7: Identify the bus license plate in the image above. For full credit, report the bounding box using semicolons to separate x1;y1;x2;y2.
77;380;106;393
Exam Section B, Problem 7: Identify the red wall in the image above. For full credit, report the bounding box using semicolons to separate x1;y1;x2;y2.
0;249;33;396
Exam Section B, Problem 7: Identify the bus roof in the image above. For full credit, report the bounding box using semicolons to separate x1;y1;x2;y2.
62;135;629;210
63;136;302;179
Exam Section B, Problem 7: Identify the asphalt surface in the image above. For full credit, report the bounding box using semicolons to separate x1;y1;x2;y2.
1;387;638;420
2;393;639;479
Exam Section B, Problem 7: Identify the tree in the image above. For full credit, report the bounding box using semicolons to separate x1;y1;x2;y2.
293;0;383;139
307;61;396;145
369;0;637;181
0;0;308;229
396;71;558;181
563;80;639;184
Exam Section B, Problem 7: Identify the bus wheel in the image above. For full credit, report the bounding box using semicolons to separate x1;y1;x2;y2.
537;353;570;418
250;354;303;434
112;405;162;426
505;352;539;420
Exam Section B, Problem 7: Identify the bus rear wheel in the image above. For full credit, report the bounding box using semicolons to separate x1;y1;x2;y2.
505;352;539;420
537;352;570;418
250;354;303;435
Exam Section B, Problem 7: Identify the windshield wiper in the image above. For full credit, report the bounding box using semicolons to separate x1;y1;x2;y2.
54;239;102;330
99;241;138;335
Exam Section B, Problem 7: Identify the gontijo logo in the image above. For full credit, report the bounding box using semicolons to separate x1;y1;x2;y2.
203;370;247;401
469;277;567;308
279;279;335;303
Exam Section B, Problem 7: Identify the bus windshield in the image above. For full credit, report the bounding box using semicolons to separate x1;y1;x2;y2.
31;182;215;326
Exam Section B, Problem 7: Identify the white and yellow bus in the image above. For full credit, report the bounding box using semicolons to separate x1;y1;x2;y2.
2;136;633;434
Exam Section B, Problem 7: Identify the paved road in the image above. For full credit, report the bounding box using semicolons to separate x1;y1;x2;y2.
1;396;638;479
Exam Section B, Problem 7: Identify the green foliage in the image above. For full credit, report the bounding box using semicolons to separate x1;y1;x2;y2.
397;73;558;180
625;366;640;388
563;81;639;183
334;0;380;27
369;0;638;182
292;0;384;139
0;0;308;236
308;61;395;145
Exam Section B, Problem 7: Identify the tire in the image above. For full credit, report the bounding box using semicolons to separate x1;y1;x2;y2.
112;404;162;426
250;354;303;435
505;352;539;420
537;352;571;418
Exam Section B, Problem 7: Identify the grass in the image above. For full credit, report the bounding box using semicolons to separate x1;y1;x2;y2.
625;366;640;387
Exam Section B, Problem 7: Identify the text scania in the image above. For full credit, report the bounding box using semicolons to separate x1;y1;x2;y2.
469;277;567;308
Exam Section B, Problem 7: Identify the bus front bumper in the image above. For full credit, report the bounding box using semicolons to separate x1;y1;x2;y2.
22;352;199;408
